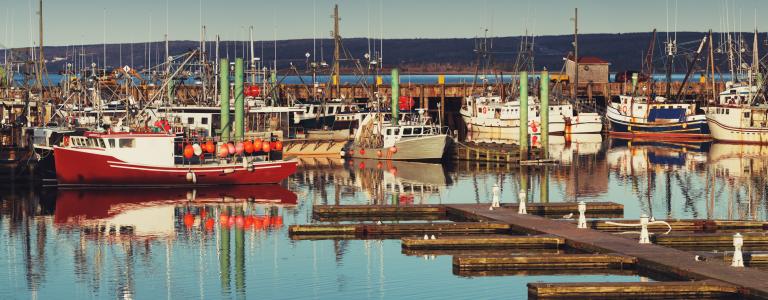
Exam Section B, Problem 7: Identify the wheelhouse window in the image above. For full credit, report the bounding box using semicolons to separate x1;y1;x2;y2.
187;117;195;124
413;127;422;135
108;139;116;148
745;112;751;118
201;117;208;125
119;139;135;148
403;128;413;135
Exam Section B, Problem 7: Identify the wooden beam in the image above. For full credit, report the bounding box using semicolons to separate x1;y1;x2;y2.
454;254;636;271
528;280;739;299
402;234;564;250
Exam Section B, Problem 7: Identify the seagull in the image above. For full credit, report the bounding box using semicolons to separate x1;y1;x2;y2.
562;213;574;219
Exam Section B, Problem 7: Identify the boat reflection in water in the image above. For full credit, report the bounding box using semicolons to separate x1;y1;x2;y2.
466;131;604;164
50;184;296;298
294;155;450;205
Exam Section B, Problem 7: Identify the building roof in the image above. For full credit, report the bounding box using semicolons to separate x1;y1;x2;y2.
566;55;610;64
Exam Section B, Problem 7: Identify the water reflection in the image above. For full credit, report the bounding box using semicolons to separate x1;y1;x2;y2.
5;137;768;298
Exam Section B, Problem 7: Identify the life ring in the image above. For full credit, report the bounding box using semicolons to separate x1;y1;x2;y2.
621;105;628;114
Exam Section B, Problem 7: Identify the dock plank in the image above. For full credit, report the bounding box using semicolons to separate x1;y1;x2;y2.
401;234;564;250
528;280;739;299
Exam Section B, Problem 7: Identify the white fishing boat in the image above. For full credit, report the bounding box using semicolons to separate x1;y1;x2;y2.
705;83;768;143
460;94;603;136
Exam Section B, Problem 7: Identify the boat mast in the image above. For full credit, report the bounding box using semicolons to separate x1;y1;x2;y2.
573;8;578;100
36;0;44;92
332;4;341;99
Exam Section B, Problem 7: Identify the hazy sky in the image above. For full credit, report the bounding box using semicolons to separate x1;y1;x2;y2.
1;0;767;47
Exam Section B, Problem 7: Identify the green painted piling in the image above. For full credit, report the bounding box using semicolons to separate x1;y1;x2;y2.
631;72;639;96
519;71;529;154
392;68;400;126
540;70;549;158
234;58;245;141
219;58;231;142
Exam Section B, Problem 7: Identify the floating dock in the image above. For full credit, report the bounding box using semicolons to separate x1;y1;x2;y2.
296;203;768;299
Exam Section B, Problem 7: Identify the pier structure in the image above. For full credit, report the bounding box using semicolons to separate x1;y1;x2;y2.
292;202;768;299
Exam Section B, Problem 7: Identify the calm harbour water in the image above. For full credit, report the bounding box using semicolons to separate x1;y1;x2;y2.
1;136;766;299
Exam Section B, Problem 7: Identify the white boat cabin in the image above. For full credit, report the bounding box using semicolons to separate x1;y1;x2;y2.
68;133;176;166
382;125;448;148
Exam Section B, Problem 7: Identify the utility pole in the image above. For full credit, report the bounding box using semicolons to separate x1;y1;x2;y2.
332;4;341;99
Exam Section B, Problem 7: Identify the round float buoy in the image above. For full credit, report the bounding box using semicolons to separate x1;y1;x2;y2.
274;141;283;151
235;216;245;227
244;140;254;153
183;213;194;228
376;161;383;169
389;146;398;154
205;141;215;153
360;149;366;155
192;143;203;156
219;214;229;226
227;143;236;155
376;150;382;157
235;142;245;155
262;141;271;152
218;145;229;158
359;162;365;169
183;145;194;159
253;139;263;152
205;218;215;230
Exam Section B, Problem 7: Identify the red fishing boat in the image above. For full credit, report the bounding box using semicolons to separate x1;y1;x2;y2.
53;131;297;186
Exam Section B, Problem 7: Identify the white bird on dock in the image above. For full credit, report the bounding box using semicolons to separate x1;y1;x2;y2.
562;213;574;219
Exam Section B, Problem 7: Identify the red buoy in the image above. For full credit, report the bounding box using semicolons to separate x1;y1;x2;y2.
183;213;194;228
274;140;283;151
227;143;236;155
360;149;366;155
205;218;215;230
204;141;215;153
183;145;194;159
262;141;271;152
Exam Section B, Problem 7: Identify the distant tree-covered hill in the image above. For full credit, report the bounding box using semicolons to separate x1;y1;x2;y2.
6;31;751;74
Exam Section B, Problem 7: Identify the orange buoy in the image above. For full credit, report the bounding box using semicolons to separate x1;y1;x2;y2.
253;139;263;152
183;213;194;228
244;140;254;153
376;150;382;157
349;149;355;155
235;216;245;227
235;142;245;155
274;140;283;151
205;141;215;153
244;216;254;227
219;214;230;225
218;145;229;158
183;144;195;159
262;141;271;152
389;146;398;154
273;216;283;226
376;161;383;169
205;218;215;230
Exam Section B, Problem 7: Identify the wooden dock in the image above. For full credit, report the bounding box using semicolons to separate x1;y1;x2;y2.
300;203;768;298
446;204;768;299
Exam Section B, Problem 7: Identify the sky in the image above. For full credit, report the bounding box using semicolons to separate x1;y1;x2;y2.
1;0;767;47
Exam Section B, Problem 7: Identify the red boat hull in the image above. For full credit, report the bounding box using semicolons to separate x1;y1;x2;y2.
54;146;298;186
